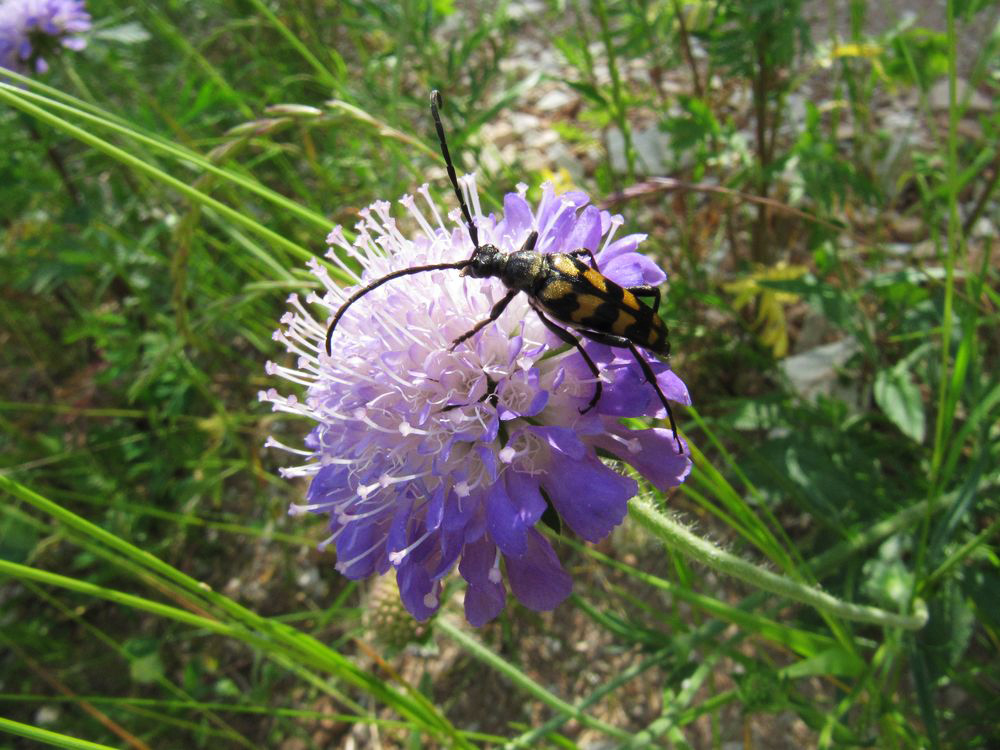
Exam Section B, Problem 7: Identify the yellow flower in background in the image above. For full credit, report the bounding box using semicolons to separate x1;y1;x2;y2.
723;262;808;358
538;166;577;195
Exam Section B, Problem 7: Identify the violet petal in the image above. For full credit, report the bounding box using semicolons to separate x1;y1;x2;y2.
504;529;573;611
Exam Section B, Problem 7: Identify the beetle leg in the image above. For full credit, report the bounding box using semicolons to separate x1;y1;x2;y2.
533;308;603;414
519;230;538;252
441;375;498;412
450;289;518;350
573;329;629;347
568;248;599;270
574;330;682;454
625;342;682;453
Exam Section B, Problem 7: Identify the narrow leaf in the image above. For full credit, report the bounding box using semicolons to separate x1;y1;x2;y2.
874;363;926;442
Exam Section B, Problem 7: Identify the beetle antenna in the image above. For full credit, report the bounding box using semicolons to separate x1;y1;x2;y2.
430;90;480;249
325;260;470;355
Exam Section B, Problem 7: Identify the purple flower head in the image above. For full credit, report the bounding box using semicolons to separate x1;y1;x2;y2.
0;0;91;75
262;177;692;626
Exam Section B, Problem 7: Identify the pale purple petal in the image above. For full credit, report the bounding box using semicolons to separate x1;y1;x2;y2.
459;538;506;625
459;536;497;586
425;487;445;531
485;476;545;556
464;583;506;626
385;496;416;555
305;463;354;510
397;563;440;621
0;0;91;75
497;368;549;420
336;520;384;579
530;425;586;460
544;452;636;541
594;350;690;418
502;192;534;236
504;529;572;611
560;190;591;208
597;359;659;417
655;365;692;407
600;233;647;262
431;504;467;579
544;205;581;254
594;425;691;491
562;204;603;254
434;493;470;542
603;252;668;287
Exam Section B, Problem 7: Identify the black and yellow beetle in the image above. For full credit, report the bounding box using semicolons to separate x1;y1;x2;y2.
325;90;683;454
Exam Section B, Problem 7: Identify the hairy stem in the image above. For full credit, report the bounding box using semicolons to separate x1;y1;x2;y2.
629;496;928;630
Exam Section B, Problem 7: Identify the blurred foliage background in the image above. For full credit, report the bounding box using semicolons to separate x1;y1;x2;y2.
1;0;998;747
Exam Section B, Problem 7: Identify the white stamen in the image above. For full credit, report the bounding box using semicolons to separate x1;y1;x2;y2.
389;527;434;565
417;183;446;229
489;548;502;583
335;538;384;573
599;214;625;256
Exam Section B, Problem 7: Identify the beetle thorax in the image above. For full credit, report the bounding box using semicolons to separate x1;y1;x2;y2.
464;246;543;294
500;251;545;292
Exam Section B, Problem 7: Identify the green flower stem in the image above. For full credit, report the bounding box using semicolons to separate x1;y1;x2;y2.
629;496;929;631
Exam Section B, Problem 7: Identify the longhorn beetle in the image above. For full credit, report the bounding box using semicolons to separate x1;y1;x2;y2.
325;90;683;454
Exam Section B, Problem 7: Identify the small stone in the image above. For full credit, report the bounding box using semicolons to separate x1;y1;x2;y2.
535;88;575;112
929;78;992;113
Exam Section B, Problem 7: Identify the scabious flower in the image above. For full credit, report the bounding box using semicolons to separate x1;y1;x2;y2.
0;0;90;75
261;177;692;626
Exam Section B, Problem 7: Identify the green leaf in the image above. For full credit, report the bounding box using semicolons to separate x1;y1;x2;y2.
862;535;915;609
93;22;152;44
125;638;166;685
782;646;866;679
733;666;789;714
953;0;994;17
874;363;926;442
962;569;1000;629
661;95;720;151
563;80;608;108
0;514;39;564
130;651;165;684
919;579;976;677
885;27;949;90
760;274;856;331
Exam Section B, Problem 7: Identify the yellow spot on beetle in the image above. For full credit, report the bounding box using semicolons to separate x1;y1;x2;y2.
620;289;641;311
551;255;578;276
583;268;607;292
540;280;573;301
569;294;604;322
611;310;637;336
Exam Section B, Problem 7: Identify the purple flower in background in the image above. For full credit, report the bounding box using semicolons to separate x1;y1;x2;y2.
0;0;90;75
262;177;692;626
